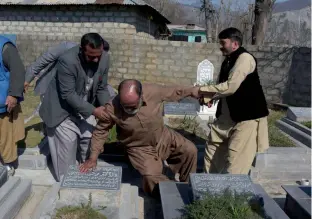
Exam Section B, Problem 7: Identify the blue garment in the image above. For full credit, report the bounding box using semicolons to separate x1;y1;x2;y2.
0;35;23;113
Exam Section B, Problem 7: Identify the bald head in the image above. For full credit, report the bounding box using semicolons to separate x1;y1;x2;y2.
118;79;143;115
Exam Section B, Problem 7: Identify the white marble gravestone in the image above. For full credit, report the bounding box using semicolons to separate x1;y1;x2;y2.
195;59;218;122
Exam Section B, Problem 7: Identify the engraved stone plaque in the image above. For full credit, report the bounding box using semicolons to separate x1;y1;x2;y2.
61;165;122;190
196;59;214;85
164;102;197;115
190;173;254;200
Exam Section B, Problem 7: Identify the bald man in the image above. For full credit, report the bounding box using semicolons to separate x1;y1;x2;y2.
80;79;201;198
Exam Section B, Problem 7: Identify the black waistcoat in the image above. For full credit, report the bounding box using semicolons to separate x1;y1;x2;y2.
216;47;269;122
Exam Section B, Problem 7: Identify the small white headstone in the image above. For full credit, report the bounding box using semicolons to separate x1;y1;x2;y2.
196;59;214;85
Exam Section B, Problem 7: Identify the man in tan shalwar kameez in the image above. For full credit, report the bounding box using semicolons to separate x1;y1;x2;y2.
80;79;200;198
0;36;25;176
199;28;270;175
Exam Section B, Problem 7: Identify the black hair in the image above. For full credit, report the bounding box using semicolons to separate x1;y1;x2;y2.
103;39;110;52
218;27;243;46
118;79;142;97
81;33;104;50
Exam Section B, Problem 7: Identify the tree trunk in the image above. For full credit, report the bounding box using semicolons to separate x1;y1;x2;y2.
252;0;274;45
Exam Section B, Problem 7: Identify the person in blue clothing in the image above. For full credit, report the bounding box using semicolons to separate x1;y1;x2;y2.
0;35;26;176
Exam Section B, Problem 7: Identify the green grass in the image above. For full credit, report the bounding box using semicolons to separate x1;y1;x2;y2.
54;193;107;219
301;121;311;129
268;110;296;147
180;190;264;219
21;87;118;147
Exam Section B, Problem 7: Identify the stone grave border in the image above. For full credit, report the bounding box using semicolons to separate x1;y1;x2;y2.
252;147;311;182
17;137;49;170
0;176;32;219
159;181;290;219
32;181;139;219
282;185;311;219
276;117;311;148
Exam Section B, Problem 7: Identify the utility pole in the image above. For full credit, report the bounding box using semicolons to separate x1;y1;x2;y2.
203;0;214;43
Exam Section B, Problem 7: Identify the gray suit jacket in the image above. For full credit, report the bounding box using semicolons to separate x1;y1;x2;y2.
25;42;77;96
39;46;111;128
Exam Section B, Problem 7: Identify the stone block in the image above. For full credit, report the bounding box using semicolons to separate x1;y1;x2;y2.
276;119;311;147
287;107;311;122
0;166;7;188
0;177;32;219
18;154;47;170
282;185;311;219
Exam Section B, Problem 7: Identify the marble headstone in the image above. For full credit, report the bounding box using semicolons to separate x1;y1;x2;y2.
164;102;197;116
287;107;311;122
190;173;254;200
196;59;214;85
0;166;8;188
61;165;122;190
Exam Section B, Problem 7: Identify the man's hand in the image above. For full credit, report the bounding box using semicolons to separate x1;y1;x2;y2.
92;106;105;120
24;82;30;92
6;96;17;113
79;159;97;173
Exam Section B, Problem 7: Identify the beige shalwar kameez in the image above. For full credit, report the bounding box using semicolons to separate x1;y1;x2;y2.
200;53;269;174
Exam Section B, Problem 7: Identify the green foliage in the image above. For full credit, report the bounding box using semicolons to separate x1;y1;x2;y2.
180;190;264;219
54;193;107;219
268;110;296;147
301;121;311;129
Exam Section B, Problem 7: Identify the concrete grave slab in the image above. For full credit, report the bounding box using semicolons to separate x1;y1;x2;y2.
287;107;311;122
282;185;311;219
0;177;32;219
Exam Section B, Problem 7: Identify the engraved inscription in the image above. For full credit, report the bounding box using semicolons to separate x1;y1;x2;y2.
190;174;254;197
164;103;197;115
61;165;122;190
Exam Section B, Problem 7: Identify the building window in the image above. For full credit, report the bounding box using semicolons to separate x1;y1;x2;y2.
195;36;201;42
169;35;188;42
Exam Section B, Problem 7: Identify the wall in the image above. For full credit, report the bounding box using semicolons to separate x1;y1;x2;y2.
15;35;311;107
0;5;162;39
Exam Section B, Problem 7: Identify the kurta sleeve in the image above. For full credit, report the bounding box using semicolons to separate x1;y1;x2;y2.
90;103;116;159
200;53;256;101
148;84;198;102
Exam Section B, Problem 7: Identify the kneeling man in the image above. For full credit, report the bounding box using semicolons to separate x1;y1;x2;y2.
80;79;200;197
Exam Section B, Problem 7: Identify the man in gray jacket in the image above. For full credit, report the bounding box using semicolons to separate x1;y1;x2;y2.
39;33;113;181
24;40;115;124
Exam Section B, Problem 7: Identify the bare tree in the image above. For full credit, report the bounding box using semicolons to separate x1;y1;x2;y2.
252;0;276;45
144;0;186;24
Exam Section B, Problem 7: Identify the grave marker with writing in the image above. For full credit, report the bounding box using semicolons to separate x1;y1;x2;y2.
61;165;122;190
164;102;197;116
287;107;311;122
196;59;214;85
190;173;254;200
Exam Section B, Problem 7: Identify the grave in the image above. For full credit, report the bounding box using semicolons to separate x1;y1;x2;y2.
282;185;311;219
287;107;311;122
195;59;218;122
34;165;139;219
160;174;289;219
